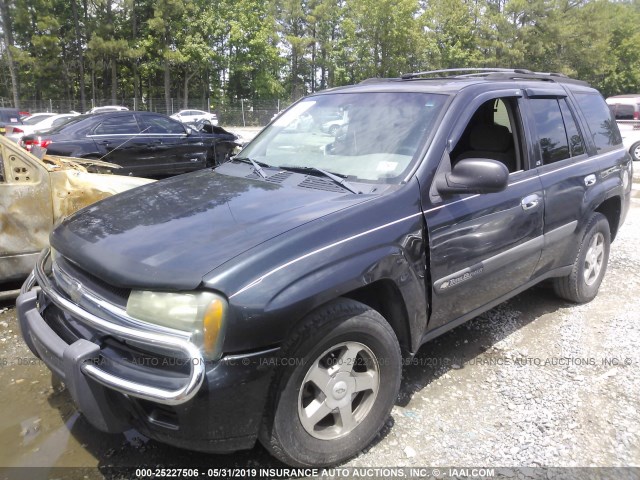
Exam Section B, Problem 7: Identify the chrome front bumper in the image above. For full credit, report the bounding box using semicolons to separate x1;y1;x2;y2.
18;249;205;409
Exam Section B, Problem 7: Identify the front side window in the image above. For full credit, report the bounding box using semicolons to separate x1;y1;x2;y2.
575;93;622;152
240;92;447;183
450;97;523;173
94;115;140;135
0;153;5;183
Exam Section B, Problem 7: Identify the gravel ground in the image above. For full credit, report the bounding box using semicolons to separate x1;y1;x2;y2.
0;195;639;477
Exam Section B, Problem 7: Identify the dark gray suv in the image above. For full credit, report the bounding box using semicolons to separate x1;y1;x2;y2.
17;68;632;467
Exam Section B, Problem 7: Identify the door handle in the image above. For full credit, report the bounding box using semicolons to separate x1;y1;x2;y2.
97;140;110;145
584;174;596;187
521;194;540;211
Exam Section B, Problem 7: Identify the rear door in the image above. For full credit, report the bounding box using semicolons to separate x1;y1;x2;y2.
526;90;619;275
423;91;545;331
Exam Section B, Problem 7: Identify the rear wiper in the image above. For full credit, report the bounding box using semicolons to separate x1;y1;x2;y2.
279;165;361;194
233;156;269;179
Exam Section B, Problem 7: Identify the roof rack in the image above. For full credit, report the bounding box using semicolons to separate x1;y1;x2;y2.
400;68;533;79
399;68;587;85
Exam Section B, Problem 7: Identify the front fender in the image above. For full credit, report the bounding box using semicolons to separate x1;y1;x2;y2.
205;181;427;354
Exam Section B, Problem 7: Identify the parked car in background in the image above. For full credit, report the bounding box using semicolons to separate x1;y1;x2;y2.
0;135;153;283
5;113;79;143
18;112;56;124
171;109;219;125
0;108;22;134
606;94;640;161
321;117;348;135
21;111;240;176
87;105;129;114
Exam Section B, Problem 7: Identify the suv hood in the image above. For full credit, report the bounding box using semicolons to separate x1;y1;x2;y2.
51;169;371;290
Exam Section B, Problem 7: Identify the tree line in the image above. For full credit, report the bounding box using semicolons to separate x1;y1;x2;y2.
0;0;639;113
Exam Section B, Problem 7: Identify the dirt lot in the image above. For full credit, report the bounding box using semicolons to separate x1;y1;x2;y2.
0;197;639;476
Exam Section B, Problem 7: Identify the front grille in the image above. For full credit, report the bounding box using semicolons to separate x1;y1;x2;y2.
52;254;130;307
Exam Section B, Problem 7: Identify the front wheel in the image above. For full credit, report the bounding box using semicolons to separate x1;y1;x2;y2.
630;142;640;161
259;299;401;467
553;212;610;303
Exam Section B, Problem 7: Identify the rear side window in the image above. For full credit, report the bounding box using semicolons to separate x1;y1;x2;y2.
529;99;570;164
94;115;141;135
0;153;4;182
559;100;585;157
140;115;185;134
575;93;622;152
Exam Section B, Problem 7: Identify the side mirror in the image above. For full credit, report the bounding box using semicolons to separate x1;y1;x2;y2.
185;127;193;135
436;158;509;195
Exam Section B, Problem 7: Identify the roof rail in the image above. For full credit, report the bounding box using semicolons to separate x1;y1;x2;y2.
400;68;533;80
398;68;587;86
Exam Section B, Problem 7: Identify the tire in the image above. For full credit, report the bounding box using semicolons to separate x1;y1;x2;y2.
328;124;339;136
630;142;640;161
553;212;610;303
259;298;401;467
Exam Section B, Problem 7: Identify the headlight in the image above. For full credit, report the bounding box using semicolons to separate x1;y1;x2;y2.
126;290;227;360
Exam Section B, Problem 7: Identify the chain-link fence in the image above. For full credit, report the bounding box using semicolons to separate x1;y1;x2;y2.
1;97;293;127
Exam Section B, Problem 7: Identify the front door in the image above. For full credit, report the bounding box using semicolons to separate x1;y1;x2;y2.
88;113;152;174
423;93;544;331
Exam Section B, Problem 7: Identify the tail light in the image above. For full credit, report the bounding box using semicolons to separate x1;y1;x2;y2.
9;127;23;134
23;137;52;151
634;112;639;120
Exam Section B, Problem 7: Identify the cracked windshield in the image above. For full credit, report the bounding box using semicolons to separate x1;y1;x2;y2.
240;92;447;183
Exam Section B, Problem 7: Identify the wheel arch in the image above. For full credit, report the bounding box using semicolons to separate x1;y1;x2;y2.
595;195;621;241
343;279;412;358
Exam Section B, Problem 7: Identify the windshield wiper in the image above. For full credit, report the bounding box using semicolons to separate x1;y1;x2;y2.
233;156;269;179
279;165;361;194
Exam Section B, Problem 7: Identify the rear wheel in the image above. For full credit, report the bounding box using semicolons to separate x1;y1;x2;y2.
630;142;640;161
259;299;401;467
553;213;610;303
